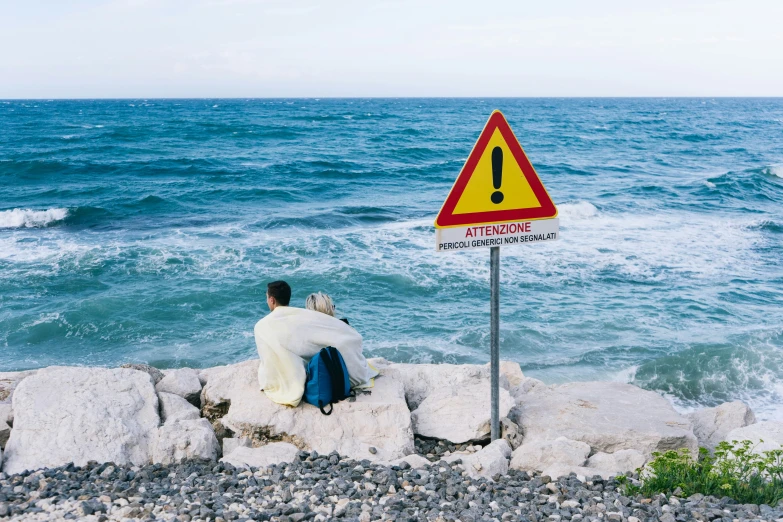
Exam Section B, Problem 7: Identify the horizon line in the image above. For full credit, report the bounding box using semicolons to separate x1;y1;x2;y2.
3;96;783;101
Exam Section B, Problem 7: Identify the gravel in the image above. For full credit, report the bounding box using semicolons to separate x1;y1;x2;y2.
414;437;481;462
0;451;781;522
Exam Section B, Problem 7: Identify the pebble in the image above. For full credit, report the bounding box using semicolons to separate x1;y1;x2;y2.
0;452;780;522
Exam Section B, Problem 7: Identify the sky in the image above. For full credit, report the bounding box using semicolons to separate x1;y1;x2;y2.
1;0;781;98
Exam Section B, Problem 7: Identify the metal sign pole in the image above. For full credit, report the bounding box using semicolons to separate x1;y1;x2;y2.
490;245;500;441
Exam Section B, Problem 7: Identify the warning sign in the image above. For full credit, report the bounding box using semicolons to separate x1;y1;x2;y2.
435;110;559;252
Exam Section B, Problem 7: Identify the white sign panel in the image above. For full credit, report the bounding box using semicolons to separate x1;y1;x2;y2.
436;218;559;252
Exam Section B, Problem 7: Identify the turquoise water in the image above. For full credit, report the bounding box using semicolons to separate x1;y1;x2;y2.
1;98;782;419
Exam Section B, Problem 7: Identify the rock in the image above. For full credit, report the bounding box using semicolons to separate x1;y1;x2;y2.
0;446;2;471
510;437;590;472
197;365;228;388
120;364;165;385
159;392;201;423
512;381;698;457
410;382;514;443
499;361;525;388
0;370;37;403
2;367;159;474
443;439;512;479
0;420;9;449
725;421;783;453
0;403;12;426
220;442;299;470
687;401;756;451
155;369;202;406
586;449;646;474
368;358;518;411
201;359;413;462
387;454;431;469
222;437;252;456
152;418;219;465
500;417;522;449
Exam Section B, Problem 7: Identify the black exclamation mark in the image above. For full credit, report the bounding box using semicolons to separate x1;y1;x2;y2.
491;146;504;204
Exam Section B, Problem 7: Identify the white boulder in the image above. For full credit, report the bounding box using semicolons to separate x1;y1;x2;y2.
155;368;202;406
222;437;252;456
510;437;590;473
158;392;201;423
152;418;219;465
3;367;160;475
0;420;9;449
220;442;299;470
725;421;783;453
687;401;756;451
586;449;646;474
201;359;413;462
198;365;228;388
512;381;698;457
119;364;164;385
0;403;13;427
410;383;514;443
0;370;37;403
370;358;521;411
444;439;512;479
387;454;431;469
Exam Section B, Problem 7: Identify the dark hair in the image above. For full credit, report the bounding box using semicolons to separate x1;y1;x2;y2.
267;280;291;306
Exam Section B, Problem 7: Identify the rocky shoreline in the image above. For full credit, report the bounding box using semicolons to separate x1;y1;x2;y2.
1;358;783;521
2;451;783;522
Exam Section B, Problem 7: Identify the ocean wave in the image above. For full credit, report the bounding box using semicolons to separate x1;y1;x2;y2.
0;208;69;229
557;201;598;221
632;330;783;421
764;165;783;179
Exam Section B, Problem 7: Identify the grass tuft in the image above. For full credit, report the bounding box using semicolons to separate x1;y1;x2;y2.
620;440;783;506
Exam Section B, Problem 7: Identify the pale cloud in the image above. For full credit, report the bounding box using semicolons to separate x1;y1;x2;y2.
0;0;780;97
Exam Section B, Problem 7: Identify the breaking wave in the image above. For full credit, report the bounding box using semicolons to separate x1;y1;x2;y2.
0;208;69;229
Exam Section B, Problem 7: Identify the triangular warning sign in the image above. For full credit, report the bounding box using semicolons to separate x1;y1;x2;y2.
435;111;557;228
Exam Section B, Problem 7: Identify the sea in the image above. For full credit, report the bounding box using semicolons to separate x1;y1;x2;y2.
1;98;782;420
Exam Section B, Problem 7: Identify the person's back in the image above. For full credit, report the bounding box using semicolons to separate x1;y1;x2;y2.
254;281;377;407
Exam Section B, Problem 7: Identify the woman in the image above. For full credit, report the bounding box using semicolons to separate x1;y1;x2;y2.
305;292;348;324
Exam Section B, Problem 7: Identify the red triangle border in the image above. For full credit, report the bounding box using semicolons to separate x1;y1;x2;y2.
435;111;557;228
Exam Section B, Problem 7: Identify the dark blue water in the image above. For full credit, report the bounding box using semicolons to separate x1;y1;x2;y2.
1;98;782;418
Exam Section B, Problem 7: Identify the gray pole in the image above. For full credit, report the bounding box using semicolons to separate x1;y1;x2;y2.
490;246;500;441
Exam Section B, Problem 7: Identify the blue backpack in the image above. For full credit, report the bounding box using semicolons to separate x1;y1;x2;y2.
303;347;353;415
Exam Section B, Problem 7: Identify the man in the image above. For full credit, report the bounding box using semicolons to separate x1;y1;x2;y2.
266;280;291;312
254;280;377;407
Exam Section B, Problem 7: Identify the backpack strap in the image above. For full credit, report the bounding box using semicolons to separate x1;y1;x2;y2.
318;400;333;416
323;347;348;402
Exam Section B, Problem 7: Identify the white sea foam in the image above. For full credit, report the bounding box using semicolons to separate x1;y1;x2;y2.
769;165;783;178
0;208;68;229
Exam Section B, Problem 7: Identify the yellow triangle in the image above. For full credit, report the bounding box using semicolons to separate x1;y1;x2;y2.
453;129;542;215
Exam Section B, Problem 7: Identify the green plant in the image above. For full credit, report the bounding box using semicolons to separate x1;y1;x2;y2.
623;440;783;506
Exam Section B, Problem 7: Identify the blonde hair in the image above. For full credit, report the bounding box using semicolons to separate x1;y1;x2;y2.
305;292;336;317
